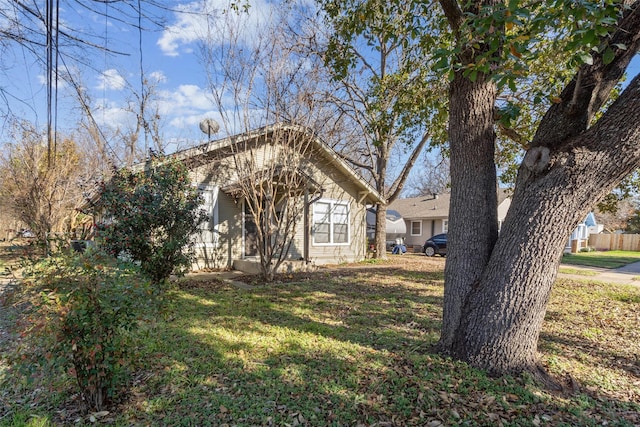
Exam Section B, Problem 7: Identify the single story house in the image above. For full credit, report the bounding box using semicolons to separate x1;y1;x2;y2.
388;190;512;252
168;123;382;273
565;212;604;253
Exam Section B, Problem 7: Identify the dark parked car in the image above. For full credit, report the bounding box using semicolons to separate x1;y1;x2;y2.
423;233;447;257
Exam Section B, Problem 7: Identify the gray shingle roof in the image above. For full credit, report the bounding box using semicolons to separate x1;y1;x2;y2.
389;188;511;220
388;194;451;220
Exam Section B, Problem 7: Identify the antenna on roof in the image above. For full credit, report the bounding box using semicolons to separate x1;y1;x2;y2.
199;118;220;141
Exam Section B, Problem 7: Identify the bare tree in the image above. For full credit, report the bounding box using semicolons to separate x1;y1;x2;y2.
0;120;91;240
198;3;339;281
405;152;450;197
220;127;320;281
0;0;168;115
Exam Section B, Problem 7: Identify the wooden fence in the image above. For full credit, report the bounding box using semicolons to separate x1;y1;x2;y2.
588;234;640;251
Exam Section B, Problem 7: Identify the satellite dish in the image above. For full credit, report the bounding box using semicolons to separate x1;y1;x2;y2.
199;118;220;137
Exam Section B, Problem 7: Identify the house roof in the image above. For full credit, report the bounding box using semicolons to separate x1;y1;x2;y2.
389;188;511;220
388;193;451;220
170;122;383;204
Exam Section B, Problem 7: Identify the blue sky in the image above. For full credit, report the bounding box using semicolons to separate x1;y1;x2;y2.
1;0;639;151
1;0;279;145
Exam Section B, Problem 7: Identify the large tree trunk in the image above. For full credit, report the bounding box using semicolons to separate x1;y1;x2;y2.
449;73;640;373
440;72;499;350
374;145;389;259
438;0;501;349
439;0;640;374
374;202;388;258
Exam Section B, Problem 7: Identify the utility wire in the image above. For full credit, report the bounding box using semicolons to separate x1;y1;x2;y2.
54;0;59;160
58;53;122;166
138;0;147;155
46;0;53;165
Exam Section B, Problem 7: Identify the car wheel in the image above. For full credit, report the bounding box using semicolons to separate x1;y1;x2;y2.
424;246;436;257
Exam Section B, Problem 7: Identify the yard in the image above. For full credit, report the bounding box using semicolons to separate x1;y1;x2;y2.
561;250;640;269
1;250;639;426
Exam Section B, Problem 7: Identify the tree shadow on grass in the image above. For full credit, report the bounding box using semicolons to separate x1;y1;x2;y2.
104;267;640;425
4;264;639;426
185;268;445;354
122;280;640;427
538;330;640;389
125;298;444;426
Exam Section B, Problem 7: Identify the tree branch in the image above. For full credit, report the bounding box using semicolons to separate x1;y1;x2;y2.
387;132;430;203
497;123;529;149
338;154;375;174
438;0;464;32
532;0;640;149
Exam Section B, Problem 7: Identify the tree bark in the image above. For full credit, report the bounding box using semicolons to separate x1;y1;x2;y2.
438;0;502;352
450;73;640;373
440;0;640;374
440;71;499;351
375;202;388;258
374;145;389;259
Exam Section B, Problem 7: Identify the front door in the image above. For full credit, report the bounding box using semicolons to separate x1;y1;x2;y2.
244;201;259;257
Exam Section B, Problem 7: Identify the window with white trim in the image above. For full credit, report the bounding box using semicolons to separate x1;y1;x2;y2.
443;220;448;233
411;221;422;236
313;200;349;245
197;185;219;247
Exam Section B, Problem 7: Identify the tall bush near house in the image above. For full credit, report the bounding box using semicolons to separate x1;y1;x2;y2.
26;249;152;412
95;158;207;285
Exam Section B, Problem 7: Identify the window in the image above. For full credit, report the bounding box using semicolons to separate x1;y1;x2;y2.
313;200;349;245
443;220;448;233
411;221;422;236
196;185;219;247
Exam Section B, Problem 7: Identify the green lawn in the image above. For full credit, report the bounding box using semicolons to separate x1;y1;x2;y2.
557;267;598;276
1;259;639;426
561;250;640;269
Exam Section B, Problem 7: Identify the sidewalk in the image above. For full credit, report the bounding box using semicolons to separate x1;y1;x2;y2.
558;260;640;286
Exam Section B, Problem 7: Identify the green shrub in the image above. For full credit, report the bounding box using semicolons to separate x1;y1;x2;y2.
25;249;152;412
94;159;207;285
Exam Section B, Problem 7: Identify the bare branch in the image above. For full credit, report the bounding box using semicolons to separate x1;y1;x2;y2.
387;132;431;203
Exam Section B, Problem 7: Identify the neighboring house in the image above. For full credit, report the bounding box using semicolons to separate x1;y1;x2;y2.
388;190;512;251
365;208;407;250
167;123;382;273
566;212;604;253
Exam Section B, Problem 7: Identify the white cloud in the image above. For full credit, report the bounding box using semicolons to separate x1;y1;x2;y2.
156;84;216;118
37;74;69;90
89;82;266;142
150;71;167;84
157;0;274;56
96;69;126;91
92;100;135;129
169;112;219;130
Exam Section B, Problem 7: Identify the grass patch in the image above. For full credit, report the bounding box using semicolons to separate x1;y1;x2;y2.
1;255;639;426
561;250;640;269
541;279;640;405
558;267;598;276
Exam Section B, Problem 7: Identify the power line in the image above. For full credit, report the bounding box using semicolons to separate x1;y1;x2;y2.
138;0;147;154
54;0;59;161
45;0;60;166
60;55;122;166
46;0;53;165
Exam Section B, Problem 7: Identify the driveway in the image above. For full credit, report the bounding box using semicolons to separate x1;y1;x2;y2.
558;260;640;286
